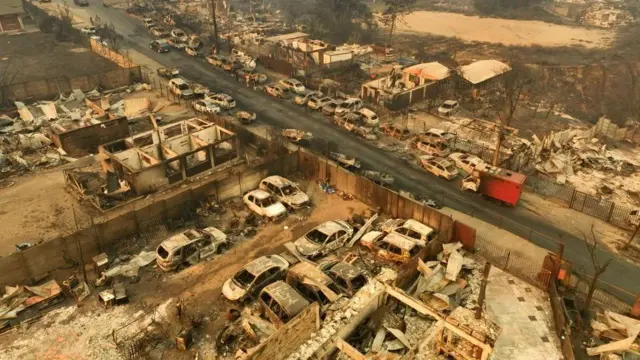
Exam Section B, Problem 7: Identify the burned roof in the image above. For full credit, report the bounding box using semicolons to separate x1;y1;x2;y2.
403;62;450;81
245;255;287;276
382;233;422;250
327;261;363;280
262;281;310;315
248;189;272;200
160;229;202;251
401;219;435;236
289;262;334;286
316;220;350;235
262;175;292;188
459;60;511;85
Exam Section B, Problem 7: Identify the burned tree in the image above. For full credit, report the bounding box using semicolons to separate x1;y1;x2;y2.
488;58;533;166
380;0;417;46
579;225;612;312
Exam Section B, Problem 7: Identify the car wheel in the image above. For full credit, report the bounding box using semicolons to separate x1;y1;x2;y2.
217;244;228;254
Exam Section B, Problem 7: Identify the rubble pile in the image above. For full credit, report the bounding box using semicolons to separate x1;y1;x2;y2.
587;310;640;358
412;242;483;313
532;129;640;203
582;3;636;28
286;268;397;360
0;84;151;175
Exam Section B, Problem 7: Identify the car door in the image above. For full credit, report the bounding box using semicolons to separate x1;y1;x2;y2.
197;238;216;259
246;195;259;215
184;242;200;266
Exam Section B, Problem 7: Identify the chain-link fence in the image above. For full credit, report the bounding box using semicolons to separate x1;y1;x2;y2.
526;175;638;232
475;235;552;290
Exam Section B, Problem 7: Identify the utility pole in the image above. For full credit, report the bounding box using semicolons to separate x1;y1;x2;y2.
210;0;219;53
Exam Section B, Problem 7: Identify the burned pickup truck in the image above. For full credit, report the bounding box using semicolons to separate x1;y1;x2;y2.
156;227;228;271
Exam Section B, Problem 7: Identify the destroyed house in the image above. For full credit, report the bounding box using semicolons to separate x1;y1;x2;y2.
99;118;239;195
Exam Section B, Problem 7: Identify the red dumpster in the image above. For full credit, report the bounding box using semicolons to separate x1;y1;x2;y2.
477;168;526;206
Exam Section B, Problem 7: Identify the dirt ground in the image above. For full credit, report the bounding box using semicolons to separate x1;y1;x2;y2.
397;11;614;48
0;180;372;360
0;168;93;255
519;192;640;265
0;32;120;84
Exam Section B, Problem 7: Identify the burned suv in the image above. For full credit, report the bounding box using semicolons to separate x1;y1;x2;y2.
156;227;228;271
259;176;310;210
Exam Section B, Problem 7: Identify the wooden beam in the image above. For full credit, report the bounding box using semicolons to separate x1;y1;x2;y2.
385;285;442;321
335;338;366;360
443;321;493;360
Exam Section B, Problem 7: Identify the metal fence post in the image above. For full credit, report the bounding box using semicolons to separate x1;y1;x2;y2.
607;202;615;222
505;250;511;270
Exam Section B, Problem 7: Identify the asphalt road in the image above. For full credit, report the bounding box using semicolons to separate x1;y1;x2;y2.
53;0;640;301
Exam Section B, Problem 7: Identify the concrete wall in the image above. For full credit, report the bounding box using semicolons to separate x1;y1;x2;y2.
53;117;131;157
248;302;319;360
131;165;169;194
2;67;142;103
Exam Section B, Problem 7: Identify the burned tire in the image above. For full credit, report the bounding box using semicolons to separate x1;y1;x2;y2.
217;244;228;254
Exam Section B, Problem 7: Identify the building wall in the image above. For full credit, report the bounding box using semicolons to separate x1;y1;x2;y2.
53;117;130;157
2;66;142;103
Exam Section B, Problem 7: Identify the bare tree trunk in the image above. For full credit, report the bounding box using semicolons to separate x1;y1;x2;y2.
387;12;397;47
210;0;219;53
492;124;504;166
585;275;599;312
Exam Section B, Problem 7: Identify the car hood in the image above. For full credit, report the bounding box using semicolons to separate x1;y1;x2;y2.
222;278;247;301
360;231;383;244
182;89;194;96
286;192;310;206
264;203;287;218
294;237;321;256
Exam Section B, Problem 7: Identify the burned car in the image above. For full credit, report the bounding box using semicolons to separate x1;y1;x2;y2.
243;189;288;221
258;281;310;328
420;155;459;180
329;152;361;170
360;231;425;264
157;67;179;78
259;175;310;210
380;123;411;140
222;255;290;302
282;129;313;144
156;227;228;271
236;110;256;124
318;260;368;297
380;218;437;243
286;262;342;310
293;220;353;259
362;170;394;187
